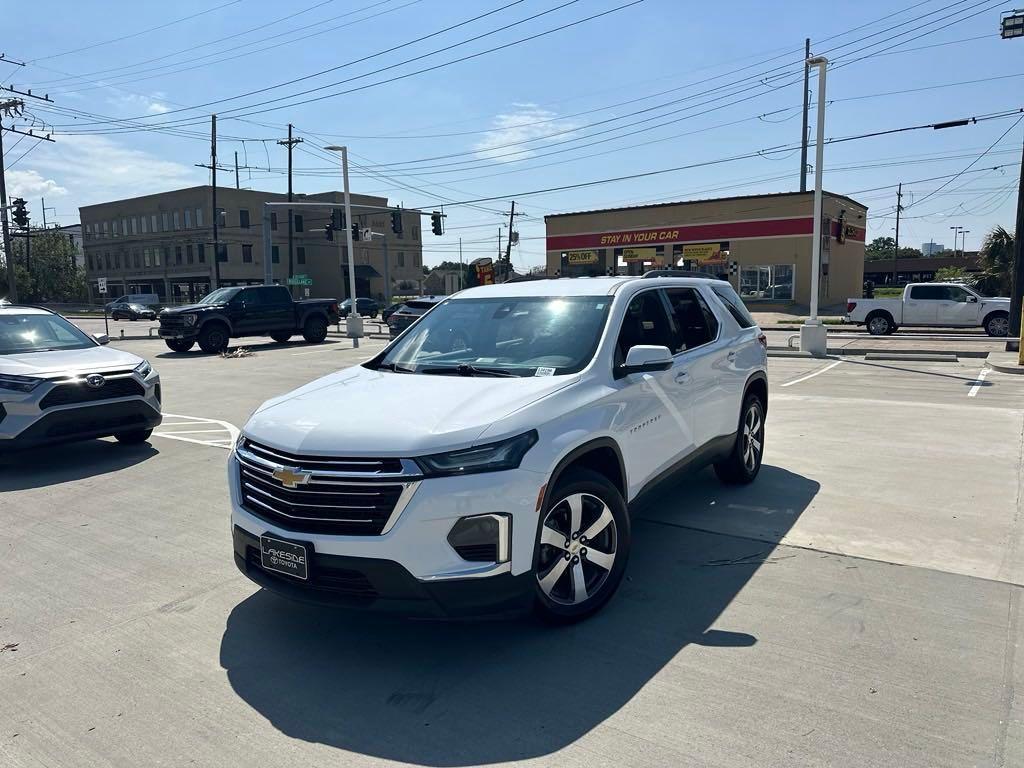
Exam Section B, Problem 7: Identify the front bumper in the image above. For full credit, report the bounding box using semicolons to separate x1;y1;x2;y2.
228;453;546;617
158;327;198;339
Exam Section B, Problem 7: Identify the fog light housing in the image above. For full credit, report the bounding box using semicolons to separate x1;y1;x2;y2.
447;513;510;563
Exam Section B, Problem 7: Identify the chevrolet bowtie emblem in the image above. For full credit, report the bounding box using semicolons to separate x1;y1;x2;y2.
272;467;312;488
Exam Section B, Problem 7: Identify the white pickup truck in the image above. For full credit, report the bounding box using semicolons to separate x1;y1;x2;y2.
846;283;1010;336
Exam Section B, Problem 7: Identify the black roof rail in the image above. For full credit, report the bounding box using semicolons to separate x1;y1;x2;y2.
641;269;728;280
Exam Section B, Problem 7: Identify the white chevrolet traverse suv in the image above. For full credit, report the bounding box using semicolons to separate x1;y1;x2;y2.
230;275;768;621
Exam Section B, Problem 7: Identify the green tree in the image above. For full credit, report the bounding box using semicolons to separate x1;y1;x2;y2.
975;225;1015;297
865;236;895;261
934;266;967;282
0;230;86;303
430;260;478;287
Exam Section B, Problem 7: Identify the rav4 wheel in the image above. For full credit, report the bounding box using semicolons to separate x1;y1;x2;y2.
714;393;765;485
533;468;630;623
302;315;328;343
165;338;194;353
198;323;229;354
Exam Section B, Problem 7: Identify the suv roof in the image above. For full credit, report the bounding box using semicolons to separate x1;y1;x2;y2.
0;305;55;316
453;275;720;299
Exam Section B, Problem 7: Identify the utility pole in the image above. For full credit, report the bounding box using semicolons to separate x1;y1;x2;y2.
893;183;902;286
799;37;811;193
211;114;220;289
497;228;503;279
459;237;464;290
0;100;23;302
234;151;240;190
801;55;828;357
278;124;303;295
502;200;516;266
1009;129;1024;349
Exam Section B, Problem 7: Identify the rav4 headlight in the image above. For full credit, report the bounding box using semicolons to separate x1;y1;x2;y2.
415;431;538;477
0;373;43;392
134;359;152;377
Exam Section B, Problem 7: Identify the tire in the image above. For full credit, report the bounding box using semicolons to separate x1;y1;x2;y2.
866;312;893;336
270;331;292;343
165;338;194;353
714;393;766;485
198;323;230;354
985;311;1009;337
115;428;153;445
533;468;630;624
302;315;328;344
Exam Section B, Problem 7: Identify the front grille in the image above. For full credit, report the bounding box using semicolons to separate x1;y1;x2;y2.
159;315;187;328
236;440;416;536
45;411;146;437
40;377;145;409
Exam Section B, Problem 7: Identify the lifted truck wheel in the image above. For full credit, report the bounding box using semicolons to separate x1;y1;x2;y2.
165;338;194;353
270;331;292;343
302;315;328;344
198;323;230;354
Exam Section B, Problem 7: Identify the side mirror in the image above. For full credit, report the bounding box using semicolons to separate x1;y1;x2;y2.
94;333;110;345
618;345;673;378
967;295;978;303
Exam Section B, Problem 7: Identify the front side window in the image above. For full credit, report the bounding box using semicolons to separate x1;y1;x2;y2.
947;286;971;302
739;264;794;301
375;296;611;377
614;290;673;365
0;313;96;354
662;288;719;353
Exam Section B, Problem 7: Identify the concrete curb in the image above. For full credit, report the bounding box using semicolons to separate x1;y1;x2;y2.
986;351;1024;374
769;346;989;359
864;352;958;363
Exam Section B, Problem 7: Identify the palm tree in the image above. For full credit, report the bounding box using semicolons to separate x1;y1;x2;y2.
976;225;1015;296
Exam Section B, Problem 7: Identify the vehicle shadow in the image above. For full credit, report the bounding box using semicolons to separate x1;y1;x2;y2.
154;339;345;360
219;464;818;766
0;439;158;490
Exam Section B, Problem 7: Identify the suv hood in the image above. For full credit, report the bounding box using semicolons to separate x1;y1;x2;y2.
245;366;577;456
0;344;142;376
160;303;224;315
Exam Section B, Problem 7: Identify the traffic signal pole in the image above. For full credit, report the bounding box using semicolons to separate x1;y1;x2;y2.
0;126;17;301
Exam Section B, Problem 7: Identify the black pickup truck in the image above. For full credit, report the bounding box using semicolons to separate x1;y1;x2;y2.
158;285;339;353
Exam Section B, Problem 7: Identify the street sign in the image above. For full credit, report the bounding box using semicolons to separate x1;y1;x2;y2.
287;275;312;286
98;277;108;294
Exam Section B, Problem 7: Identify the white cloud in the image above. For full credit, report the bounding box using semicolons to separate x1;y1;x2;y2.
108;91;171;115
7;169;68;199
473;104;580;163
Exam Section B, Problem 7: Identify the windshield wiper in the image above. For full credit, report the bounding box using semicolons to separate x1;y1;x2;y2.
422;364;518;378
376;362;416;373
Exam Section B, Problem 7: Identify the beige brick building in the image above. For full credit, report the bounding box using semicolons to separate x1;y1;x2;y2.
80;186;424;304
545;191;868;309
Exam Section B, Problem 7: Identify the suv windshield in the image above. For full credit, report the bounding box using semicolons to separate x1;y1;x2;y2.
198;287;241;305
373;296;610;376
0;312;96;354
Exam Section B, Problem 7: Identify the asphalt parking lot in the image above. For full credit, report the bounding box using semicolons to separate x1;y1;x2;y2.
1;334;1022;767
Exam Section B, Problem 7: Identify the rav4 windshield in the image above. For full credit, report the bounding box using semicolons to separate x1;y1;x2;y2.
0;313;95;354
375;296;611;376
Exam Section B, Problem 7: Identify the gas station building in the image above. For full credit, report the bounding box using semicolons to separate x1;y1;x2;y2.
545;191;868;308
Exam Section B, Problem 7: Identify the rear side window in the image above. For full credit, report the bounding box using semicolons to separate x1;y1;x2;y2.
711;283;756;328
614;290;673;365
909;285;948;300
662;288;719;353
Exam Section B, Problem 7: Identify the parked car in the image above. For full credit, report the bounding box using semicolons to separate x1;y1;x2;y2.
229;275;768;621
158;285;339;353
387;296;445;339
845;282;1010;336
0;305;161;452
105;294;160;311
381;302;405;323
111;303;157;322
339;298;380;319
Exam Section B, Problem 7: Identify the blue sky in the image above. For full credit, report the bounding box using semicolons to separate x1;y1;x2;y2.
2;0;1022;268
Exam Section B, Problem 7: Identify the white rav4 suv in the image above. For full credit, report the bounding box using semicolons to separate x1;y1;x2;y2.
229;275;768;622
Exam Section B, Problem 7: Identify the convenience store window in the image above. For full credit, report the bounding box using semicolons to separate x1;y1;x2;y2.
739;264;794;302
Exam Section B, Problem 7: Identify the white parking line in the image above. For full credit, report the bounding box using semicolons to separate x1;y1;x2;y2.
780;359;842;388
155;412;239;450
967;367;991;398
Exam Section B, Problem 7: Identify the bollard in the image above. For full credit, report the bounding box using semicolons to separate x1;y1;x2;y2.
120;329;125;339
1019;299;1024;366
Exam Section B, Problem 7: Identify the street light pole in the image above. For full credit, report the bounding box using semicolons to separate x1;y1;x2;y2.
324;145;362;347
801;55;828;357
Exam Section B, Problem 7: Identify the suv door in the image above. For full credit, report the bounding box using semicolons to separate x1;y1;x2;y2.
611;288;696;494
905;285;944;324
662;286;733;448
255;286;294;331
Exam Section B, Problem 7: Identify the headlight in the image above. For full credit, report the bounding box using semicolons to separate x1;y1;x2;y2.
415;430;537;477
0;373;43;392
135;359;152;377
183;314;198;326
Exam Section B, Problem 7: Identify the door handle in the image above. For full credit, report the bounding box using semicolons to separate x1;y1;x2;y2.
674;370;689;384
726;351;737;363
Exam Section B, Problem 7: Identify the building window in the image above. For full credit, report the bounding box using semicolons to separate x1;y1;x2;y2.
150;214;158;233
242;244;253;263
161;212;170;231
397;251;405;267
121;218;129;236
144;249;151;267
173;211;181;230
175;246;182;265
294;214;304;232
198;243;205;263
216;207;225;227
112;220;119;236
185;209;193;229
272;245;280;263
187;244;194;264
140;216;148;234
134;251;141;268
239;209;250;229
152;248;160;266
196;207;204;227
131;217;138;235
115;252;122;269
217;244;228;263
296;246;305;265
412;225;419;240
87;253;94;270
271;212;278;231
102;221;109;238
739;264;794;302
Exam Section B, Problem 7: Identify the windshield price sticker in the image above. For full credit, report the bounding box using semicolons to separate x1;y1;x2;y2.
535;367;556;377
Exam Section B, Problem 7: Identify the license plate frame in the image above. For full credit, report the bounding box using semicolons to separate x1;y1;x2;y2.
259;534;309;581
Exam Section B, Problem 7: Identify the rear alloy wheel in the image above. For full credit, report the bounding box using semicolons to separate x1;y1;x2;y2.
198;324;230;354
714;394;765;485
867;314;892;335
165;338;194;353
302;315;328;343
534;469;630;623
115;428;153;445
986;313;1009;337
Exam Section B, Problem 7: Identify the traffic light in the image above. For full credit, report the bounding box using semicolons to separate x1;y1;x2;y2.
325;223;334;241
390;208;403;234
351;223;360;241
11;198;28;228
331;208;344;229
431;211;443;236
